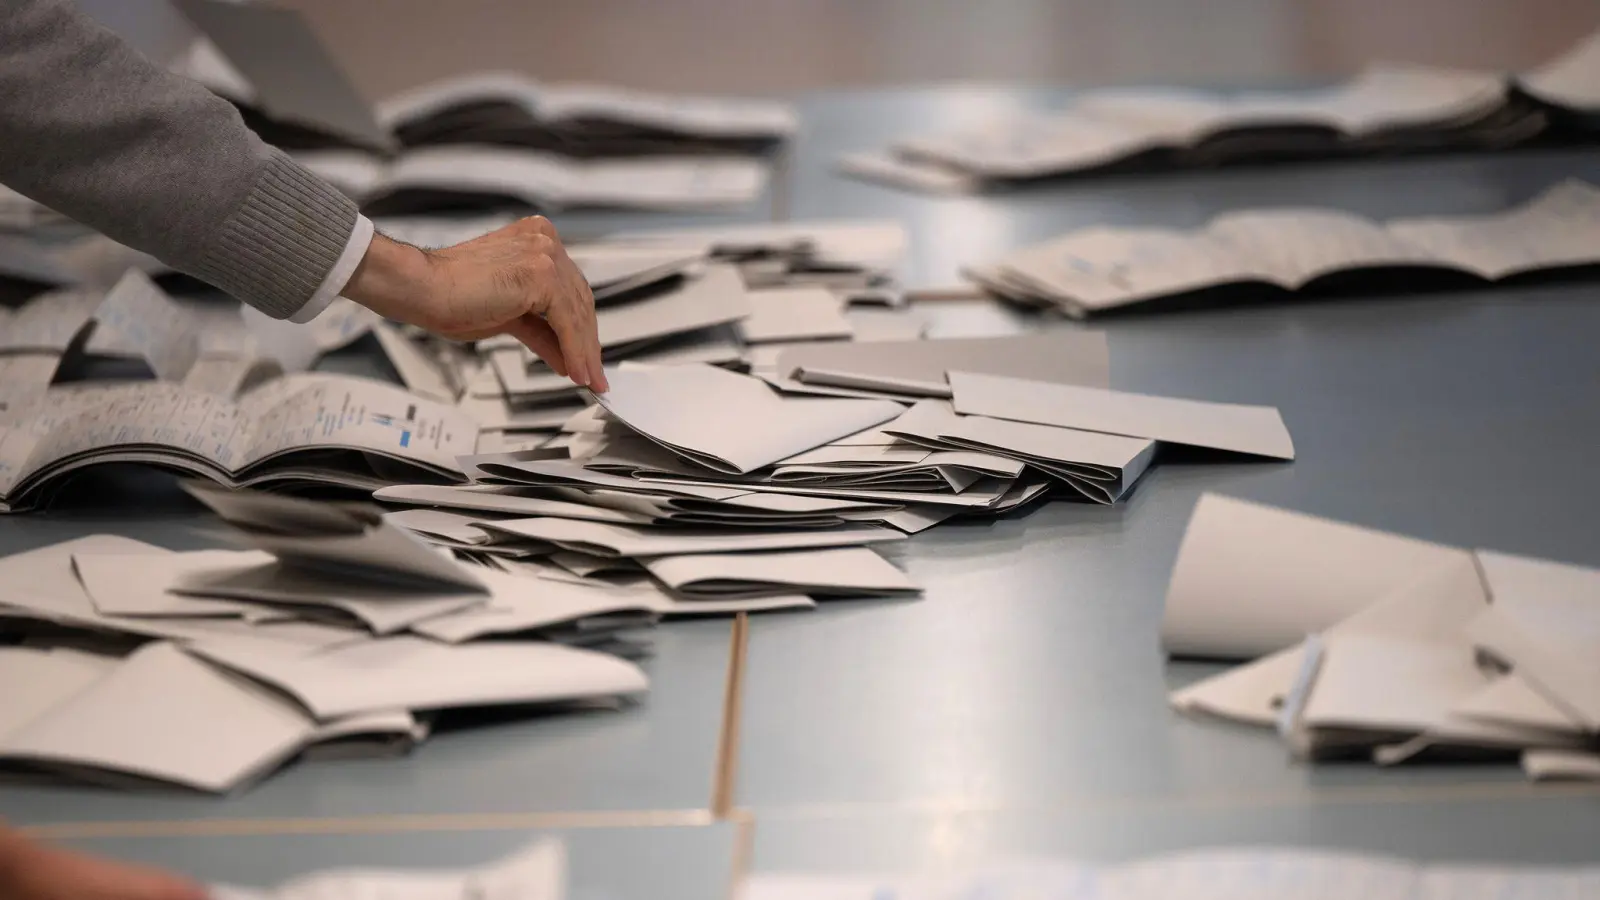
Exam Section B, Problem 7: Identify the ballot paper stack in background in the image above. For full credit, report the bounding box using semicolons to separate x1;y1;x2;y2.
1163;494;1600;782
965;180;1600;318
376;347;1296;617
840;32;1600;193
0;484;650;794
167;0;793;214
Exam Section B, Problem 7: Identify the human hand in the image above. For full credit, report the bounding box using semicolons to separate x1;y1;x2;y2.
344;216;608;392
0;827;208;900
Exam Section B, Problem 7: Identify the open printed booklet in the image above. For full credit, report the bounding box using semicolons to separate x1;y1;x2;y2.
967;180;1600;317
1162;494;1600;779
840;32;1600;191
0;371;477;511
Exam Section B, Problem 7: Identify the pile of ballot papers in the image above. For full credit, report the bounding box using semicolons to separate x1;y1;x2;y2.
1162;494;1600;782
964;180;1600;318
839;32;1600;193
0;483;652;793
166;0;793;214
375;341;1294;613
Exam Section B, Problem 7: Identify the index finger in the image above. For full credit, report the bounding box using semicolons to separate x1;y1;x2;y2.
552;248;606;391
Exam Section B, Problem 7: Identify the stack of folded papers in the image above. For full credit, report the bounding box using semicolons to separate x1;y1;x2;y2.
377;358;1295;615
1163;494;1600;782
168;0;794;213
965;180;1600;318
840;33;1600;193
0;484;650;793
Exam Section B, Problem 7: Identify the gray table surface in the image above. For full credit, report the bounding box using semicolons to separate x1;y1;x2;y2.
55;823;738;900
6;85;1600;892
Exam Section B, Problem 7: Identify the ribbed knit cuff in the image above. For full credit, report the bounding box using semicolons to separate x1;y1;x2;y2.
191;149;361;320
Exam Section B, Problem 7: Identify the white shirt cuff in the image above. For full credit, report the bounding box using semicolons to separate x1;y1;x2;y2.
288;214;375;324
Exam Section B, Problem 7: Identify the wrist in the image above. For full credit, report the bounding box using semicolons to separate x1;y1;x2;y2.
341;234;438;329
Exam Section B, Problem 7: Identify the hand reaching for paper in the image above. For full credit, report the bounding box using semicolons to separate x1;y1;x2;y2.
344;215;609;392
0;826;207;900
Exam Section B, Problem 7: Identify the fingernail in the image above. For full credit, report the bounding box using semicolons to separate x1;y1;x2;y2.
572;369;590;387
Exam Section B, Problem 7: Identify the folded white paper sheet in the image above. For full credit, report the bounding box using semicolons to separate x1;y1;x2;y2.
597;263;751;350
480;517;905;558
188;635;648;719
73;550;277;619
409;568;659;643
1451;671;1585;734
1161;494;1467;659
1468;549;1600;729
737;286;854;344
592;364;905;473
185;481;487;592
0;646;120;741
642;546;918;599
779;333;1110;398
375;483;652;525
173;557;489;635
0;642;316;793
950;371;1294;460
1170;532;1486;726
531;567;819;616
1523;748;1600;781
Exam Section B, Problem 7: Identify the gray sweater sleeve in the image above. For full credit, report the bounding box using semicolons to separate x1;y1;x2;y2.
0;0;360;319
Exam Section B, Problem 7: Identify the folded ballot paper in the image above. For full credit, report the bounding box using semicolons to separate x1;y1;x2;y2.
591;364;906;474
742;848;1600;900
968;180;1600;318
0;487;653;793
1163;494;1600;779
776;332;1110;399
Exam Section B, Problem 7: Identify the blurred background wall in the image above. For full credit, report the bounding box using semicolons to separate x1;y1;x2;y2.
80;0;1600;102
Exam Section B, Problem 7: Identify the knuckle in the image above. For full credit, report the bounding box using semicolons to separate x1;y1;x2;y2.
523;215;557;237
529;233;555;255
